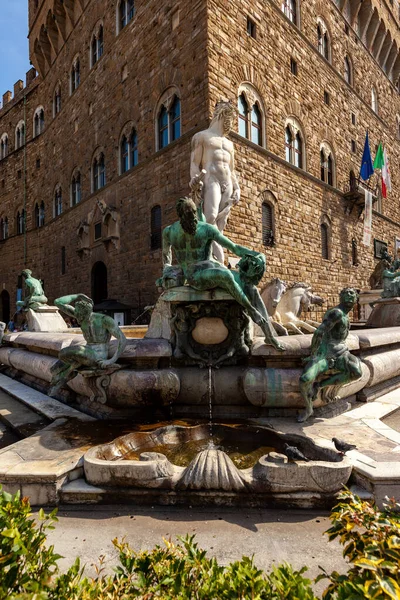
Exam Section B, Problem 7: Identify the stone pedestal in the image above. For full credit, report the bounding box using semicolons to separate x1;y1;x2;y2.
358;289;382;322
26;306;67;332
146;286;251;367
366;297;400;328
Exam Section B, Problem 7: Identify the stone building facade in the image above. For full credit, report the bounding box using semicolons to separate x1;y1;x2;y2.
1;0;400;323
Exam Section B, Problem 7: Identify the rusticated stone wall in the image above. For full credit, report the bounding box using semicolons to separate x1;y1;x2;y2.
1;0;400;320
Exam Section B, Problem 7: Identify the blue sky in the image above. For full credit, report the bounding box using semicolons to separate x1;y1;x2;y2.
0;0;30;98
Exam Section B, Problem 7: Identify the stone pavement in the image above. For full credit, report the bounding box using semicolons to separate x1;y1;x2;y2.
43;505;348;594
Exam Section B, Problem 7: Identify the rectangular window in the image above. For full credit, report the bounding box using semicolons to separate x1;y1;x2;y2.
351;112;356;125
94;222;102;240
351;140;356;153
246;17;256;38
36;158;40;169
374;239;388;259
344;23;349;35
61;246;66;275
324;90;330;105
17;170;22;179
290;58;298;76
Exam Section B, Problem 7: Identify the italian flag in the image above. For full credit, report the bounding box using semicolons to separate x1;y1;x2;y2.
373;143;392;198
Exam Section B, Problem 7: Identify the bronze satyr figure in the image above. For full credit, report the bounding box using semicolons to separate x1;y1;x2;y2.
299;287;362;422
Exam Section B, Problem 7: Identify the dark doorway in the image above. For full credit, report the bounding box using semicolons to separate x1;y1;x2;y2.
91;261;108;304
0;290;10;324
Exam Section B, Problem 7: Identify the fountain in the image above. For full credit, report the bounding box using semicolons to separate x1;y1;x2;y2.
2;101;400;507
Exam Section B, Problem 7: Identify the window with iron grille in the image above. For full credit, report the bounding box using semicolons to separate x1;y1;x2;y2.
262;202;274;247
151;205;162;250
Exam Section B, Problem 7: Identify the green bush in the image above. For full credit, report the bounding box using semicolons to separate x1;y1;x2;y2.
0;486;399;599
317;490;400;600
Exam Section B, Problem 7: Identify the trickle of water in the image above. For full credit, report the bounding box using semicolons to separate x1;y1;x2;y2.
208;365;213;441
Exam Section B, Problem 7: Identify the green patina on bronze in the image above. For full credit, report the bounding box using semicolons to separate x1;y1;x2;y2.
16;269;48;311
49;294;127;396
158;197;284;351
299;288;362;422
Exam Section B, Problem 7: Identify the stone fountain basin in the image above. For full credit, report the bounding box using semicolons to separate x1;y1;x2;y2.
84;423;352;495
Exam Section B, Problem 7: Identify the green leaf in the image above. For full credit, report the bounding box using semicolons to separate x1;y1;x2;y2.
377;576;400;600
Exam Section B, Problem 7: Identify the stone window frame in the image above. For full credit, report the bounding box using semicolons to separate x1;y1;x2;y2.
34;200;45;228
0;216;9;240
371;86;378;114
53;82;62;117
91;148;106;192
237;83;266;148
0;133;8;160
281;0;299;27
320;141;336;187
90;21;104;68
317;17;332;63
117;0;135;34
33;106;45;138
344;54;353;86
320;214;332;261
155;87;182;151
16;208;26;236
284;116;306;170
53;184;63;218
70;167;82;207
70;55;81;95
15;120;25;150
119;123;139;175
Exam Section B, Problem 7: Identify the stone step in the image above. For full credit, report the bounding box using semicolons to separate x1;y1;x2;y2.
0;373;93;422
0;390;49;437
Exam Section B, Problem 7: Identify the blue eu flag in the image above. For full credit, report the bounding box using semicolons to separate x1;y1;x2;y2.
360;131;374;181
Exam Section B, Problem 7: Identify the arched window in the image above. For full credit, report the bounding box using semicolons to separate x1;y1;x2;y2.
238;94;249;138
71;171;81;206
320;142;335;186
91;24;104;67
317;19;330;61
33;107;45;137
0;217;8;240
0;134;8;160
237;85;265;146
35;201;45;228
71;57;80;93
251;103;262;145
285;118;305;169
344;55;352;85
371;87;378;113
118;0;135;32
285;126;293;163
120;135;129;173
262;202;275;246
130;129;138;167
150;205;162;250
17;210;25;235
281;0;297;25
54;187;62;217
93;153;106;191
157;94;181;150
15;121;25;149
170;96;181;142
53;85;61;116
321;223;329;259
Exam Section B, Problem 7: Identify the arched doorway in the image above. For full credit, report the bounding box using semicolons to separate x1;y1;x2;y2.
91;261;108;305
0;290;10;324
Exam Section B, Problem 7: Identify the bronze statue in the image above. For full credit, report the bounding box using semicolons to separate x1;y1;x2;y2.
299;288;362;422
49;294;127;396
158;197;284;351
16;269;48;311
